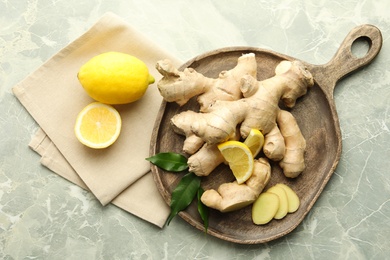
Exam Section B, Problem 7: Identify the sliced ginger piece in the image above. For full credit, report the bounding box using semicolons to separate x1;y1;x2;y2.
252;192;279;225
266;185;289;219
276;183;300;213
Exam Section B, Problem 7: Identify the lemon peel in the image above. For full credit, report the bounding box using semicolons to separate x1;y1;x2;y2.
78;52;155;104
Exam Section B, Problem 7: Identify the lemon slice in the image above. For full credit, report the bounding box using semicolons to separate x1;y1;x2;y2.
74;102;122;149
217;140;254;184
243;129;264;158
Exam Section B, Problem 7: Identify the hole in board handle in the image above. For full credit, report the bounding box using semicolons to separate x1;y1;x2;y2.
351;36;372;59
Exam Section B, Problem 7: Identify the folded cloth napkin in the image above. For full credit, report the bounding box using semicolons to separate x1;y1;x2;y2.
29;128;169;227
13;12;182;227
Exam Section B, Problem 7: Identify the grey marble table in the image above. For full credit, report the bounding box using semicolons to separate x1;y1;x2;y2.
1;1;389;259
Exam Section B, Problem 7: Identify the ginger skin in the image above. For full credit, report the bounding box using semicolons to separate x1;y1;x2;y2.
263;124;285;161
277;110;306;178
154;55;314;215
188;129;240;177
156;53;257;112
156;56;313;179
170;112;205;154
171;60;313;178
174;60;313;143
187;143;224;177
158;53;257;154
201;158;271;212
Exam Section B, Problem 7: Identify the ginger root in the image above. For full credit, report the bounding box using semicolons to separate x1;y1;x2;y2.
187;129;240;177
277;110;306;178
170;111;205;154
180;60;313;144
263;124;285;161
156;55;313;211
170;59;313;177
154;54;315;215
201;158;271;212
156;53;257;112
187;143;224;177
158;53;258;155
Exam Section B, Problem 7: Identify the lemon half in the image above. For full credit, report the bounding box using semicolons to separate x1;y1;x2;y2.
75;102;122;149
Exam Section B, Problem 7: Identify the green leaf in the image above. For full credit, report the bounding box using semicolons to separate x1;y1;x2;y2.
166;172;201;225
197;187;209;233
146;152;188;172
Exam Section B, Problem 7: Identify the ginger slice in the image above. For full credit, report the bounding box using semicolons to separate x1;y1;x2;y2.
252;192;280;225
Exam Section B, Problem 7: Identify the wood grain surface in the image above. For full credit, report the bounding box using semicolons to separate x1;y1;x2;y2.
149;24;382;244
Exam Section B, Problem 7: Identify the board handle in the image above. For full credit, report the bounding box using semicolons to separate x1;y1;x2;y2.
310;24;382;97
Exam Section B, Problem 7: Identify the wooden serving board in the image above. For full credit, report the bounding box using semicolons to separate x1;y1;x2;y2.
149;24;382;244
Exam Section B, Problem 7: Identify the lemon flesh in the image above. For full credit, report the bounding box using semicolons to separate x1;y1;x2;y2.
75;102;122;149
217;140;254;184
243;128;264;158
78;52;155;104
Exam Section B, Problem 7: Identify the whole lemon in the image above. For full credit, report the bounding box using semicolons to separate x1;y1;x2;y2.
78;52;155;104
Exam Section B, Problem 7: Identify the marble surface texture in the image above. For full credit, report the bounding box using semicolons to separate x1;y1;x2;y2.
1;0;389;259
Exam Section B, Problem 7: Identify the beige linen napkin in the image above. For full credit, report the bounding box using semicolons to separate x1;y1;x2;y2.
29;128;169;227
13;12;182;227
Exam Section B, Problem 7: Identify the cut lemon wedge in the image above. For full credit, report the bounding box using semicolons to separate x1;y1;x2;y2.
243;128;264;158
74;102;122;149
217;140;254;184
